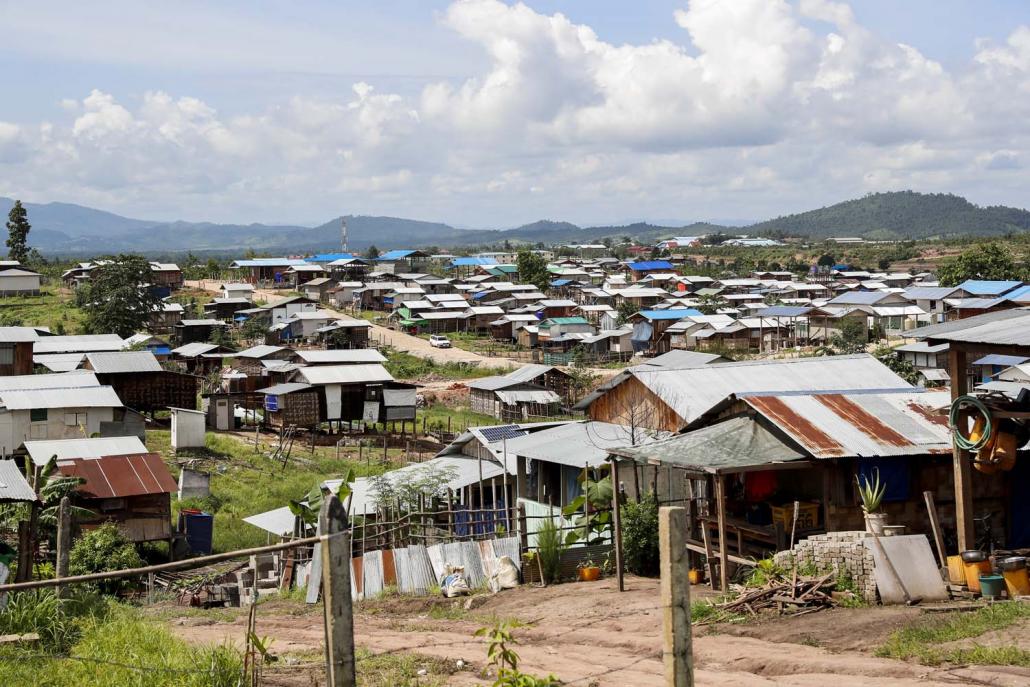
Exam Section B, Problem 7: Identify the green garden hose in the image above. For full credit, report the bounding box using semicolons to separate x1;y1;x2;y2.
949;395;993;452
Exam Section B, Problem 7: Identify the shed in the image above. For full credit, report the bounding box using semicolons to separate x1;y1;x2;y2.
0;267;42;296
170;407;206;450
58;452;178;543
84;351;200;412
258;382;321;429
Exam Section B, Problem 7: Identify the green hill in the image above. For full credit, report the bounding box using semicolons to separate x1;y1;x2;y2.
749;191;1030;240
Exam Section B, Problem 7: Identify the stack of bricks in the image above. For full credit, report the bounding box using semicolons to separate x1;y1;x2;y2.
773;531;878;603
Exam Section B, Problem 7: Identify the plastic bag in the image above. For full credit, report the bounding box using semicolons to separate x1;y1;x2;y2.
488;555;520;593
441;565;470;598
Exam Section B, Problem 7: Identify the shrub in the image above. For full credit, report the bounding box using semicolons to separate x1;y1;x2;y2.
535;519;565;584
621;491;660;576
69;522;144;593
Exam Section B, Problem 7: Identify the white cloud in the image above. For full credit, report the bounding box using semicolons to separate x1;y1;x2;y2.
1;2;1030;225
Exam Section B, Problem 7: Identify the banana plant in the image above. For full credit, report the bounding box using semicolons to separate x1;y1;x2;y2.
561;468;614;546
288;468;355;527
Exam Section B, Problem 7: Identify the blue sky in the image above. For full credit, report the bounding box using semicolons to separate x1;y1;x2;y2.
1;0;1029;227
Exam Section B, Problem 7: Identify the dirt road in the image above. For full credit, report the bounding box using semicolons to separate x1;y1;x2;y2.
186;279;514;368
164;576;1028;686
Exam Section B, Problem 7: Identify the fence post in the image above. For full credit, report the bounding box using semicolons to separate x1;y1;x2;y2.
55;496;72;597
659;506;693;687
320;494;356;687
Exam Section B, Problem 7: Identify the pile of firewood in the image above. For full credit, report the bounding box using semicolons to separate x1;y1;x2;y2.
715;571;840;619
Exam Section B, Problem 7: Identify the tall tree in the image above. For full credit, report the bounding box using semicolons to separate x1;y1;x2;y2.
936;242;1026;286
79;254;161;337
366;244;380;260
5;200;31;264
516;249;550;291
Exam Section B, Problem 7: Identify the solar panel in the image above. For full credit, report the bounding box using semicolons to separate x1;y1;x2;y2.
478;425;527;443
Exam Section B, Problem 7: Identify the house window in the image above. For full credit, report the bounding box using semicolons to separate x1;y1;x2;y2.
0;344;13;365
30;408;47;422
64;412;87;427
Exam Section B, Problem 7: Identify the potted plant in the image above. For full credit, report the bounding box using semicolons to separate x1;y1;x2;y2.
577;558;602;582
857;469;887;535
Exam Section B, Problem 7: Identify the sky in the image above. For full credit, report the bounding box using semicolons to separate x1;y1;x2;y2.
1;0;1030;228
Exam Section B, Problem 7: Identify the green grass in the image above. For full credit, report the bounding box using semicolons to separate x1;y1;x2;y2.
419;403;498;433
0;594;242;687
0;283;83;332
147;430;392;552
355;648;460;687
384;348;512;381
877;602;1030;667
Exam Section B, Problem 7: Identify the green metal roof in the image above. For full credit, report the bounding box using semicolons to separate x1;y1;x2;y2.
540;316;589;326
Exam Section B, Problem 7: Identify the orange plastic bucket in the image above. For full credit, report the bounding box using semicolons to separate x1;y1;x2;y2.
964;559;991;592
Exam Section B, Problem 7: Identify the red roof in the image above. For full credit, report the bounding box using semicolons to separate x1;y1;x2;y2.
59;453;177;499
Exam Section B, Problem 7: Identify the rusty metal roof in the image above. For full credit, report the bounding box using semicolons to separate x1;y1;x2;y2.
742;388;952;458
59;453;178;499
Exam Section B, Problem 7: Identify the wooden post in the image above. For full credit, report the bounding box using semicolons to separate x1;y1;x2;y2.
714;474;728;593
610;457;625;592
502;438;511;531
659;507;693;687
923;490;948;571
320;494;356;687
948;347;974;551
55;496;72;596
518;502;529;553
383;435;388;463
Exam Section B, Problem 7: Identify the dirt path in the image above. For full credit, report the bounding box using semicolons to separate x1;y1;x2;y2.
162;576;1030;686
187;279;515;368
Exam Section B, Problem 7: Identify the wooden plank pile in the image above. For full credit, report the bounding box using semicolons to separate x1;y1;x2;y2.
716;571;839;618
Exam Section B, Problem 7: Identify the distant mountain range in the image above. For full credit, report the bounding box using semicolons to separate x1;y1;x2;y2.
2;190;1028;256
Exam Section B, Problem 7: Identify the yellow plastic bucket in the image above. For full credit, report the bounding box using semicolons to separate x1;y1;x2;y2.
947;555;966;585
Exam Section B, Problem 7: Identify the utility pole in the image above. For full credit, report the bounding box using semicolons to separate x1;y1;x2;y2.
320;494;356;687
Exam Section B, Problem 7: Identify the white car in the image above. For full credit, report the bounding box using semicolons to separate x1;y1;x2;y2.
429;335;452;348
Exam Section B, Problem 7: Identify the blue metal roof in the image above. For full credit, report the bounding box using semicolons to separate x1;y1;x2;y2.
451;257;498;266
1003;284;1030;302
550;279;572;287
309;252;355;262
377;249;417;261
638;308;702;320
957;279;1024;296
972;354;1030;367
757;305;811;317
627;260;674;272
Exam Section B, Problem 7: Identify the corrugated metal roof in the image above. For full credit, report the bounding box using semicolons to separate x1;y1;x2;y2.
743;389;951;458
33;353;86;372
86;351;162;374
627;260;674;271
756;305;812;317
504;420;669;469
59;453;177;498
972;354;1030;367
33;334;125;354
912;307;1030;347
0;371;99;392
0;326;42;343
894;342;948;354
0;385;122;410
638;308;702;321
295;363;393;385
243;506;296;536
236;345;287;358
0;460;36;502
639;350;724;370
904;286;958;300
611;415;806;473
827;291;892;305
630;354;912;426
25;436;148;465
957;279;1024;296
495;389;561;405
294;349;386;364
171;342;220;357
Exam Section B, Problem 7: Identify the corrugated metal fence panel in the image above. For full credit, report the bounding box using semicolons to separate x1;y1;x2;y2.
459;541;486;588
406;545;437;593
361;550;384;600
426;544;447;584
393;547;411;593
478;539;497;580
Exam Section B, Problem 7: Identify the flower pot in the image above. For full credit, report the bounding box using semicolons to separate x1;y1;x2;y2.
577;566;601;582
864;511;888;536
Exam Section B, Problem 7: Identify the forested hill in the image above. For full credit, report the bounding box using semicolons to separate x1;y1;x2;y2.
749;191;1030;240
